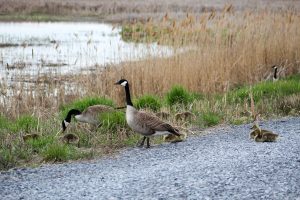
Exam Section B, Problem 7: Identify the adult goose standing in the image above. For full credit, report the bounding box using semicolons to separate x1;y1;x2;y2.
115;79;180;148
61;105;114;132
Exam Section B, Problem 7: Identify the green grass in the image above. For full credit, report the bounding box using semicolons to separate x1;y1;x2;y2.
201;112;221;127
165;85;195;107
100;111;126;130
25;136;55;153
42;142;78;162
228;78;300;103
135;94;162;112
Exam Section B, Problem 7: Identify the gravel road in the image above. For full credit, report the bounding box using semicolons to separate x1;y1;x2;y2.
1;117;300;200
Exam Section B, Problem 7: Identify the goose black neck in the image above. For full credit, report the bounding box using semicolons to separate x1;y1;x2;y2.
124;84;133;106
65;109;81;122
273;68;278;79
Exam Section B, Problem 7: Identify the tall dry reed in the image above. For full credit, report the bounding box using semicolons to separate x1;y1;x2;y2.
85;9;300;104
1;8;300;118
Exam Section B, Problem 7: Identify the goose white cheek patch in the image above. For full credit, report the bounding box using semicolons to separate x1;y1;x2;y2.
64;120;70;127
121;81;128;87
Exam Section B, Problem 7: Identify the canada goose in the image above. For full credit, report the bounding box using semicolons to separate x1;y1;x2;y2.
155;111;170;120
175;111;196;121
115;79;180;148
272;65;278;82
61;133;79;145
22;133;39;141
62;105;114;132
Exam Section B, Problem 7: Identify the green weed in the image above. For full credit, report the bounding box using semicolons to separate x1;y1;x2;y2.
166;85;194;107
135;94;162;112
42;142;76;162
201;112;221;127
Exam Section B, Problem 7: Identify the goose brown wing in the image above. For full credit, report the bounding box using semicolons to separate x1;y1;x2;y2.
83;105;113;116
137;111;180;135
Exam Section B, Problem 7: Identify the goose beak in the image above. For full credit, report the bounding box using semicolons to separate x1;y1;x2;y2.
114;81;119;85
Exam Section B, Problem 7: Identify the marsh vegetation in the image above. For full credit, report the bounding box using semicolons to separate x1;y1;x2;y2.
1;2;300;170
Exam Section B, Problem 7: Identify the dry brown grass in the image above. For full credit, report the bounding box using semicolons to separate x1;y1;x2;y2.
85;9;300;104
1;8;300;119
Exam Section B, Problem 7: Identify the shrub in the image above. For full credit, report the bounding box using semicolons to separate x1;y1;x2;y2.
135;95;162;112
0;148;17;170
15;115;38;133
202;112;221;127
42;143;73;162
166;85;193;107
26;136;54;153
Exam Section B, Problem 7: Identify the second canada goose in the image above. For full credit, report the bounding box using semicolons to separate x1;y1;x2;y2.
62;105;114;132
272;65;278;82
115;79;180;148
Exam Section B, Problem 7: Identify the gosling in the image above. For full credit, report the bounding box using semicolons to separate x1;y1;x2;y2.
163;132;187;143
61;133;79;145
175;111;196;122
22;133;39;141
250;124;279;142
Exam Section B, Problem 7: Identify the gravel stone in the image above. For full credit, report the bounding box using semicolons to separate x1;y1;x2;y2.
0;117;299;200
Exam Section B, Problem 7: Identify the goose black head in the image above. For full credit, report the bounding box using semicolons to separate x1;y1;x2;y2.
115;79;129;87
271;65;278;70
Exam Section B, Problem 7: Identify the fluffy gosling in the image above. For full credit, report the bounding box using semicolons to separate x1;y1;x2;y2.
250;124;279;142
22;133;39;141
60;133;79;145
175;111;196;121
163;132;187;143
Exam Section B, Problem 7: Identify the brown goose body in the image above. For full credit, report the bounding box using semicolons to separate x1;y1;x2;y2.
126;105;180;137
155;111;170;120
116;79;180;148
62;104;114;132
75;105;114;125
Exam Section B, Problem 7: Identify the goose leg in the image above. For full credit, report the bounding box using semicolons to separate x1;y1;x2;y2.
139;136;146;147
146;137;150;148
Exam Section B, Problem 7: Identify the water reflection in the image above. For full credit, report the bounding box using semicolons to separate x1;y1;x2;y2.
0;22;173;82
